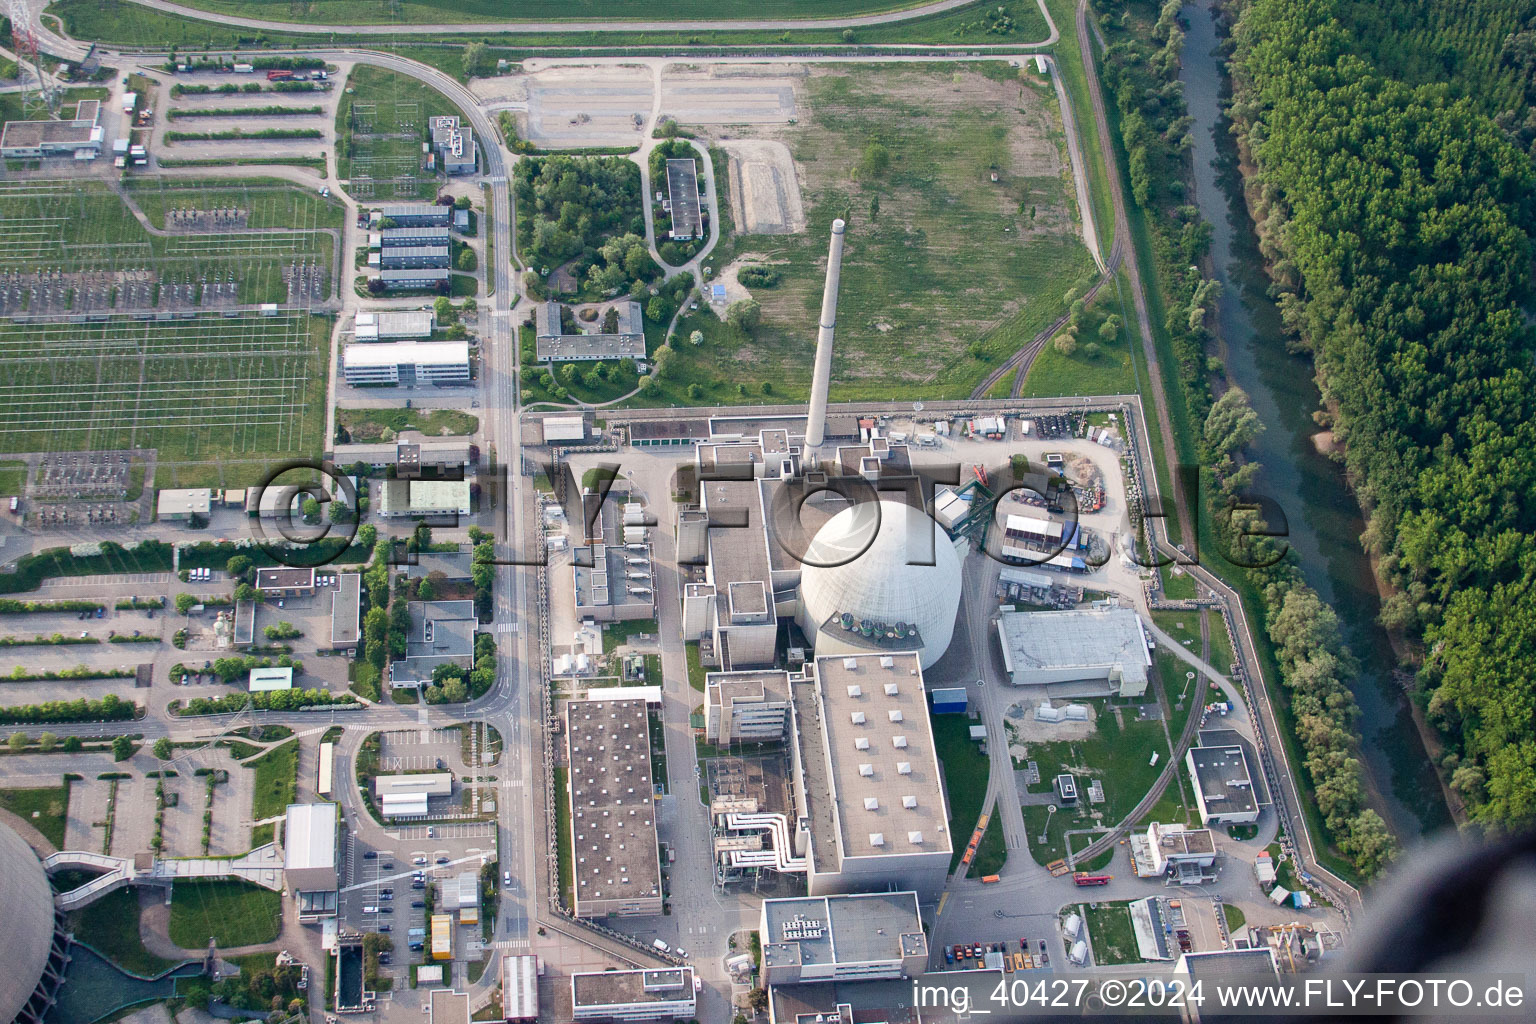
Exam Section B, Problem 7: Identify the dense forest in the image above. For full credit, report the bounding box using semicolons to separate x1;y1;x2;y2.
1227;0;1536;830
513;155;655;297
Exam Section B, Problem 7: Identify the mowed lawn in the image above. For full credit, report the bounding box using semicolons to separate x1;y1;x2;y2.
0;783;70;848
246;740;299;846
129;0;937;26
647;64;1095;405
168;880;282;948
931;713;993;871
69;887;182;975
1081;901;1142;965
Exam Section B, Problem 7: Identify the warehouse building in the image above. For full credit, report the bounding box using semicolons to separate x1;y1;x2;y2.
426;989;470;1024
571;968;697;1022
376;227;451;250
379;245;450;270
534;300;645;362
796;653;952;897
352;309;435;341
283;803;338;918
374;203;451;227
1186;745;1260;826
664;157;703;240
541;414;588;444
759;892;927;986
330;572;362;652
378;478;473;518
249;667;294;692
390;599;476;687
502;955;540;1022
704;669;793;745
995;606;1151;697
379;267;452;291
342;340;470;386
156;487;212;520
566;696;663;917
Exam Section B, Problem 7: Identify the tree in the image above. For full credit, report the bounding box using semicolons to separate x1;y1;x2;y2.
37;732;57;753
1098;314;1122;341
153;737;173;760
686;382;704;400
858;141;891;178
463;41;490;77
434;296;456;325
726;297;761;333
8;731;26;753
301;497;321;522
454;195;472;210
1053;331;1077;356
226;555;253;579
62;736;81;753
688;329;704;346
842;28;855;42
603;306;621;333
358;523;377;549
234;582;259;604
456;247;478;272
328;499;350;524
417;578;436;602
112;735;134;762
760;380;773;394
175;592;197;615
646;296;668;323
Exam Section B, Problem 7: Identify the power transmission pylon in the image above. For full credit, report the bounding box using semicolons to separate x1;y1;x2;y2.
7;0;59;119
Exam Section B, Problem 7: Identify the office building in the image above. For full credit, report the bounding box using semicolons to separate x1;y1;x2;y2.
534;300;645;362
342;340;469;386
254;566;317;597
156;487;212;520
389;600;476;687
379;245;450;270
570;968;697;1022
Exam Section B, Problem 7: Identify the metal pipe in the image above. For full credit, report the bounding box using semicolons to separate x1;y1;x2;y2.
805;218;845;448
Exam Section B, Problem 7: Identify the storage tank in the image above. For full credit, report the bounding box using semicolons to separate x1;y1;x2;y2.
1068;940;1088;965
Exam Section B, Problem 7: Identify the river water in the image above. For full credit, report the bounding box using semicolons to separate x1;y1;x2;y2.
1176;1;1449;836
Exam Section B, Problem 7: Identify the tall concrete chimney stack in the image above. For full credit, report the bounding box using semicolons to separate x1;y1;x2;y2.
805;218;845;448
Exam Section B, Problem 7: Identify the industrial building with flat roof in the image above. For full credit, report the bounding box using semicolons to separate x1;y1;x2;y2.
373;203;451;227
760;891;927;985
426;989;470;1024
378;478;473;518
283;803;338;917
1131;821;1219;880
566;696;663;918
353;309;435;339
664;157;703;240
534;300;645;362
376;226;451;250
375;772;454;818
249;667;294;692
156;487;212;520
704;669;793;745
501;955;539;1021
330;573;362;651
1186;745;1260;825
794;653;952;897
995;606;1151;697
0;117;103;158
429;115;476;175
378;267;452;291
570;967;697;1021
379;245;450;270
390;600;476;687
333;438;473;472
342;340;469;386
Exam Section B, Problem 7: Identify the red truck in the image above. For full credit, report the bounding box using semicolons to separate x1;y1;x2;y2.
1072;873;1113;886
266;69;293;81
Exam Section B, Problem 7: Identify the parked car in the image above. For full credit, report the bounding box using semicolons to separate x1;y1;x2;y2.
945;947;955;964
363;851;377;859
379;907;392;914
378;925;391;933
411;901;425;908
435;857;449;864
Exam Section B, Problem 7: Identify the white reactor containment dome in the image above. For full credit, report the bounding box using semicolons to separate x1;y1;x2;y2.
797;500;962;669
0;819;63;1024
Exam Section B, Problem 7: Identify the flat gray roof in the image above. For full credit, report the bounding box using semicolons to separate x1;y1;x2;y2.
1179;948;1277;981
330;573;361;646
665;157;702;237
809;653;951;861
1188;745;1258;816
571;967;695;1008
762;892;925;969
566;697;662;908
704;478;775;603
997;607;1149;688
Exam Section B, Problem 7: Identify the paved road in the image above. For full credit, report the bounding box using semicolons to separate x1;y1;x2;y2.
114;0;1058;41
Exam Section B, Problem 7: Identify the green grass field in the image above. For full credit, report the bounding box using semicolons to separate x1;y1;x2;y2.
337;65;465;200
967;813;1007;877
246;739;298;845
0;462;26;497
555;765;574;910
931;712;992;871
168;880;282;948
124;0;938;24
1021;702;1169;823
69;887;183;976
1022;802;1067;864
1081;901;1141;965
337;407;479;443
0;783;70;847
634;63;1093;406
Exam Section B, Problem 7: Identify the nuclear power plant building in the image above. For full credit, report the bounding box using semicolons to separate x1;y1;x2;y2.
0;821;71;1024
679;429;961;673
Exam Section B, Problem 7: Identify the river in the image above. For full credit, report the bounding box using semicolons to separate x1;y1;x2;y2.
1176;1;1450;837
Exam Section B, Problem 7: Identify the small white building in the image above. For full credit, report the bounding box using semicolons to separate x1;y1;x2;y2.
1186;745;1260;825
249;667;294;692
156;487;212;520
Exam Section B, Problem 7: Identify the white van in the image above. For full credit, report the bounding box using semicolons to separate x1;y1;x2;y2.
363;906;378;914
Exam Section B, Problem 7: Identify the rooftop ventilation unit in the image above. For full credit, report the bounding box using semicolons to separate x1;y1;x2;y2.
863;798;879;811
868;832;885;847
846;685;862;697
858;764;874;777
902;795;918;809
897;762;912;774
884;683;899;696
908;831;924;844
